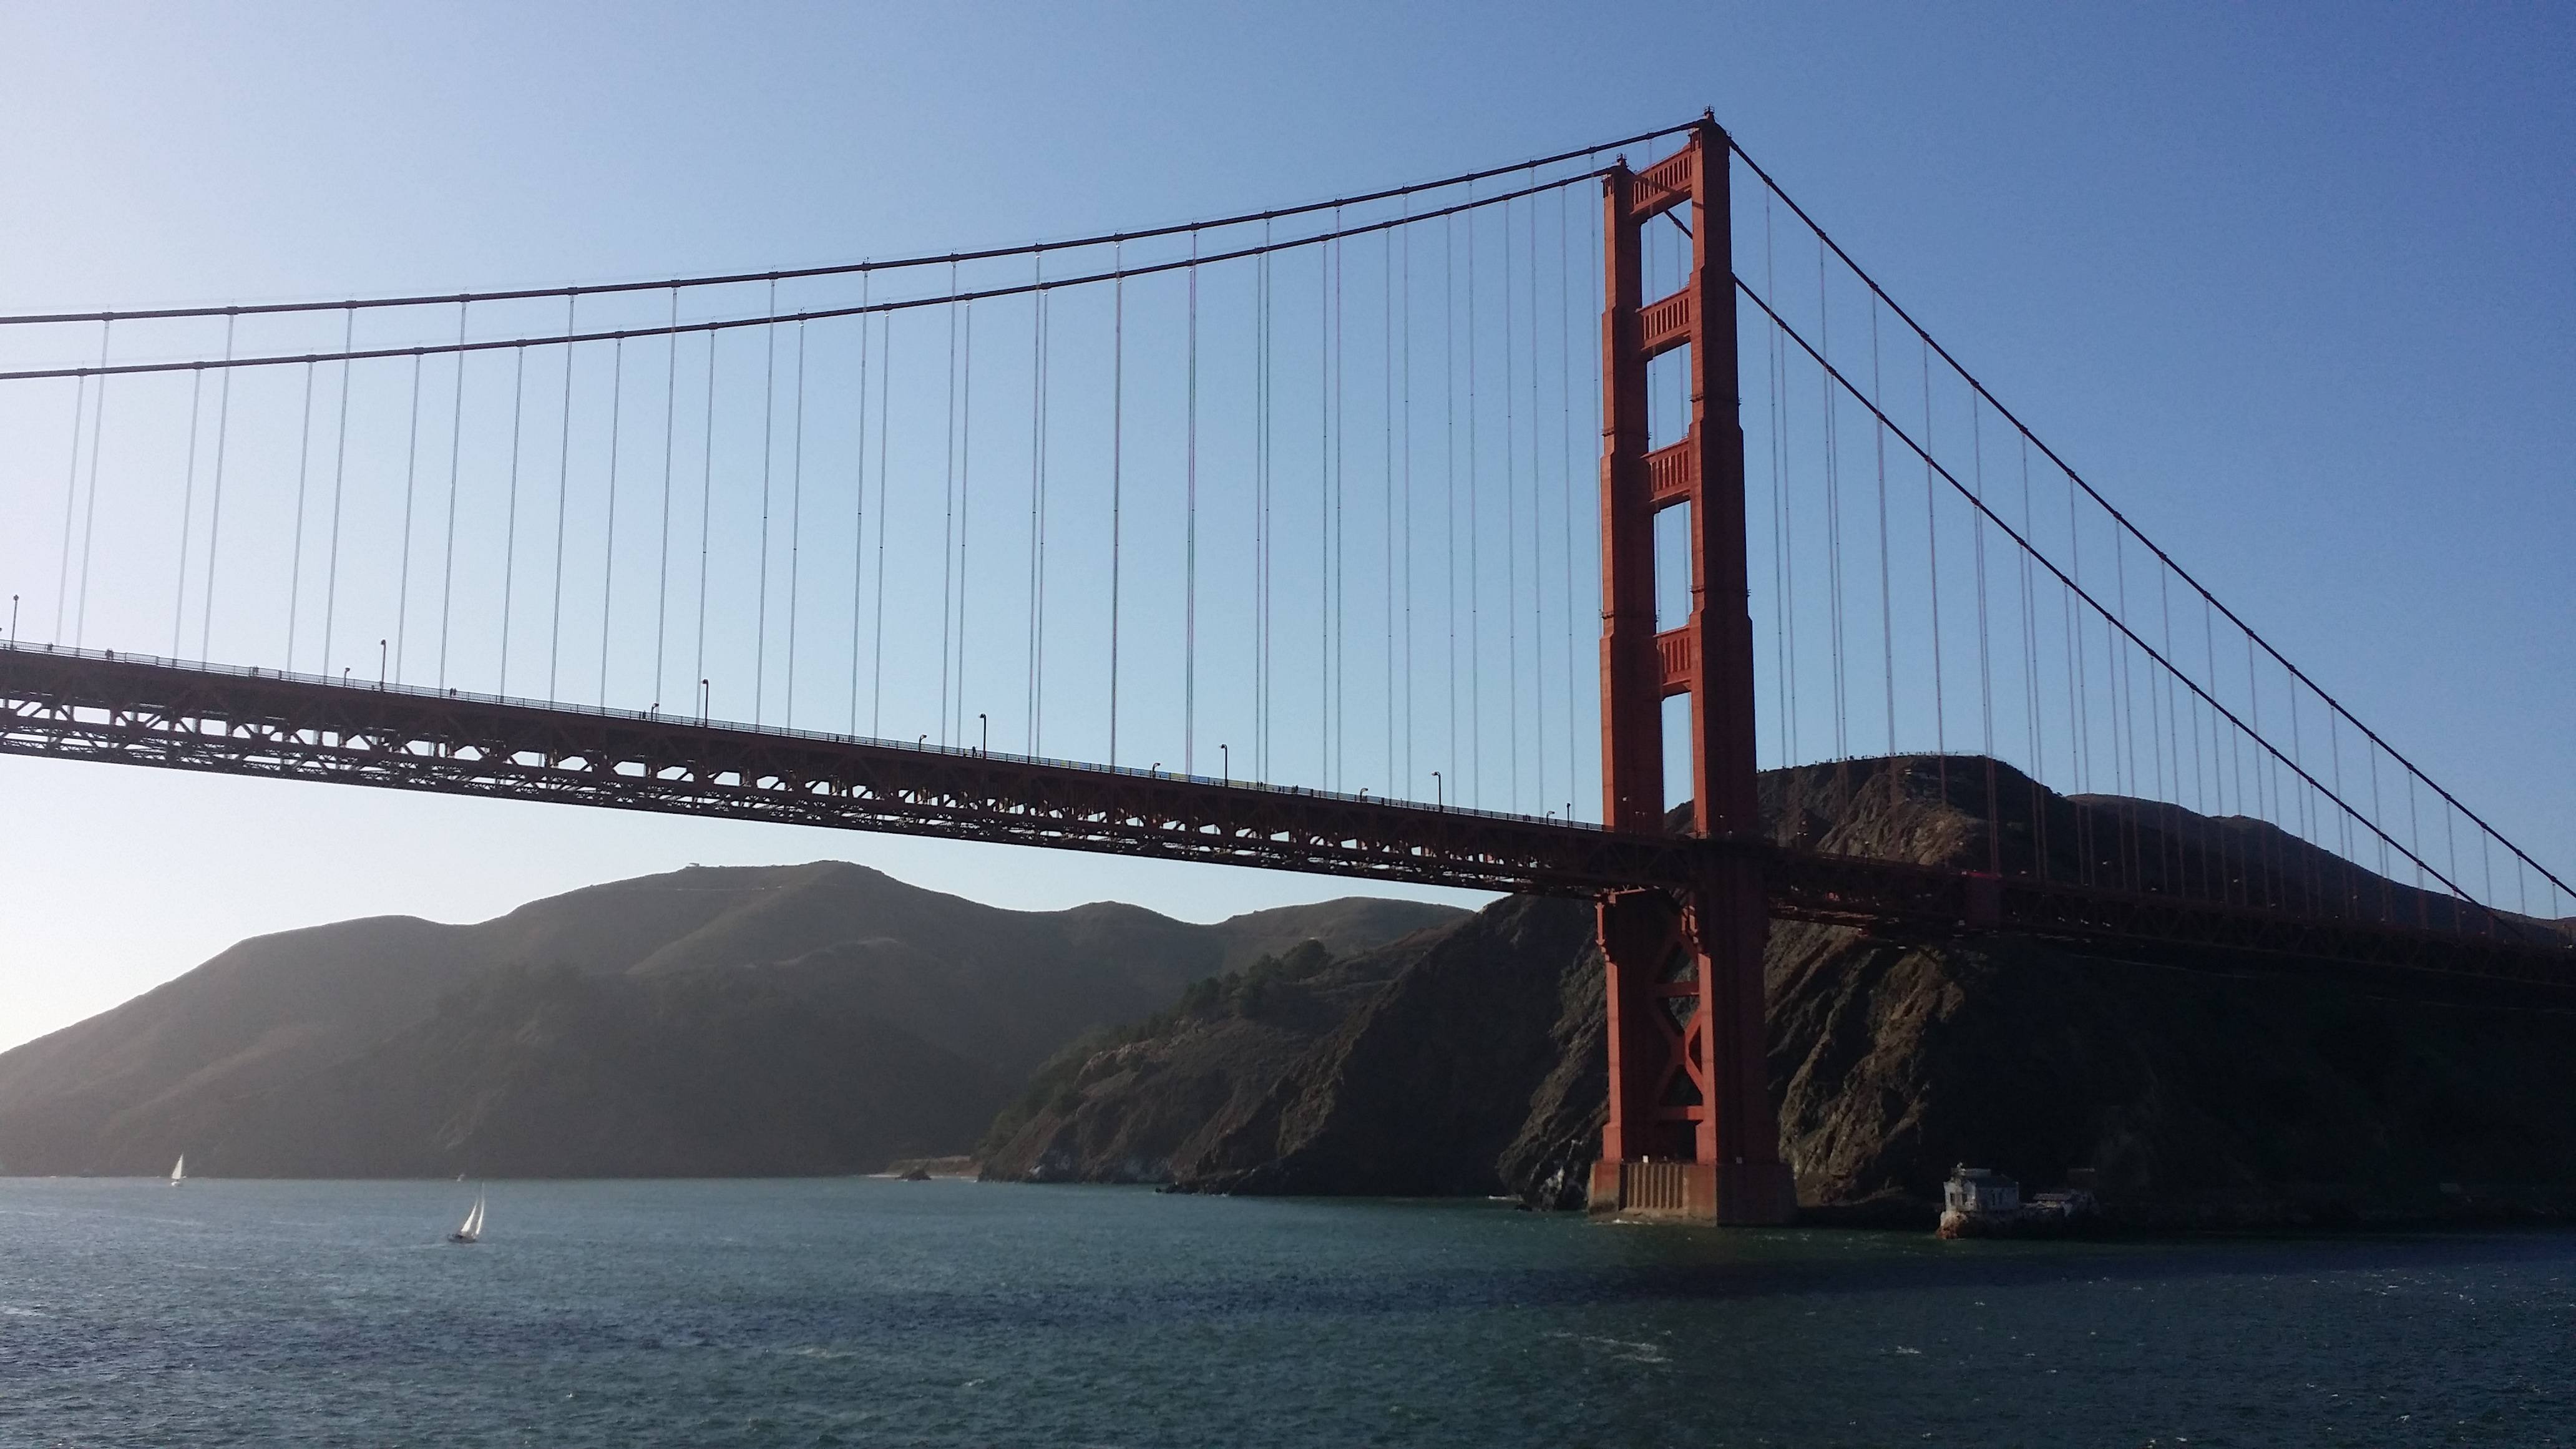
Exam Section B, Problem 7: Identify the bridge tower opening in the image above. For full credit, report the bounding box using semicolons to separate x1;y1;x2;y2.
1589;117;1798;1224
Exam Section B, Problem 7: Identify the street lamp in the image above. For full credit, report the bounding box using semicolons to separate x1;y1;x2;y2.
1431;771;1443;809
1219;743;1229;783
979;713;988;756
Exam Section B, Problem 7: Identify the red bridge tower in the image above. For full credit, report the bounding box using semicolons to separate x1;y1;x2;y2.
1589;117;1798;1224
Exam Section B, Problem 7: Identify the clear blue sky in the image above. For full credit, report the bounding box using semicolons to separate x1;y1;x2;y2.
1;2;2567;1050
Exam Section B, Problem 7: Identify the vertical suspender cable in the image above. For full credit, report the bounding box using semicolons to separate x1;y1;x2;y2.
601;335;627;706
1329;224;1350;784
1022;258;1038;748
757;283;779;724
1321;228;1334;786
2019;438;2047;881
1559;186;1578;808
398;351;424;684
2368;726;2391;914
1466;190;1481;805
1256;231;1272;778
286;359;317;666
2067;472;2092;877
323;308;354;674
1515;179;1535;804
2112;535;2139;887
73;320;112;648
1869;305;1896;803
1503;194;1520;809
500;346;527;692
1187;235;1201;775
1404;207;1419;796
657;285;680;709
2245;635;2268;900
1820;240;1848;790
2204;592;2230;901
2159;567;2187;895
1445;210;1459;800
1765;192;1797;771
937;284;956;743
1030;276;1047;752
54;368;90;643
871;311;893;735
696;326;718;718
200;316;234;661
852;272;872;735
1109;246;1125;766
1382;223;1394;791
955;303;973;742
548;296;575;701
1969;403;1997;869
439;301;469;690
172;363;205;657
1921;338;1947;806
785;319;806;723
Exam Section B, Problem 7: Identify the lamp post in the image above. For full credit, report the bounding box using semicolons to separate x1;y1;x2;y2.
1431;771;1443;810
377;640;387;686
1220;743;1229;783
979;713;988;756
700;678;711;721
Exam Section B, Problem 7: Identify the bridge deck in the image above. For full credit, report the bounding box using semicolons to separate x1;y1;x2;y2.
4;643;2567;990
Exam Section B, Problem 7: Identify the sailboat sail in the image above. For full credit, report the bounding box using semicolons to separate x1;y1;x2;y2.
168;1154;185;1185
452;1189;484;1242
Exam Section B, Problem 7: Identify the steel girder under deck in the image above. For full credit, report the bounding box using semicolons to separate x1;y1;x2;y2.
4;645;2569;990
0;645;1704;897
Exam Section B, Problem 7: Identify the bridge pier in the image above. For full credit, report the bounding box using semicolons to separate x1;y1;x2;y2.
1588;871;1794;1224
1588;118;1797;1224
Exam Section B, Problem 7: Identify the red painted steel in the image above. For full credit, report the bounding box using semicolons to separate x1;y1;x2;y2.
1591;117;1797;1224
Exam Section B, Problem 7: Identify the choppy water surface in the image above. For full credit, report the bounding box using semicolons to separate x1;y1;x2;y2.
2;1178;2570;1447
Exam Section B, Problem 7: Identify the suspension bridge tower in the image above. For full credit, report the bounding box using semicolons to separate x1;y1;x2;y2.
1589;117;1799;1225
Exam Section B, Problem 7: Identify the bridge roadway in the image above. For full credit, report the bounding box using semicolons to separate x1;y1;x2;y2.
4;642;2568;992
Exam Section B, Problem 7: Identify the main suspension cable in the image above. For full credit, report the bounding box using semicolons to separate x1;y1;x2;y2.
3;123;1699;328
1740;276;2526;925
1730;134;2571;902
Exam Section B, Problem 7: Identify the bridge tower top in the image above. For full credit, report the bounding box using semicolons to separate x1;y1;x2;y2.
1597;117;1756;841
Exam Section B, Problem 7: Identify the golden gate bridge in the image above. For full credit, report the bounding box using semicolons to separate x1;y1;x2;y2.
2;115;2567;1221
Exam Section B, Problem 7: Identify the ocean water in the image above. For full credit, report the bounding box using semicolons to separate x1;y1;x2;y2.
1;1178;2570;1447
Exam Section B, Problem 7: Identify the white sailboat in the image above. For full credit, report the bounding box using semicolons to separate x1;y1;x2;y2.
449;1188;485;1244
167;1154;185;1186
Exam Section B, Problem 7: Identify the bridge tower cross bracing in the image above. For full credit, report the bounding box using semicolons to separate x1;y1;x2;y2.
1589;117;1798;1225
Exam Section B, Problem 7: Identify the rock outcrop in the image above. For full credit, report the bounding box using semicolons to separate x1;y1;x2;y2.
984;757;2576;1226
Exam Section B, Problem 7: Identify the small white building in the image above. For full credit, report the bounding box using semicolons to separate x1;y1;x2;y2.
1943;1165;2019;1216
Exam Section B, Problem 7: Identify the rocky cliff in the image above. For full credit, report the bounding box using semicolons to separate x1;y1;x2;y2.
983;757;2576;1226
